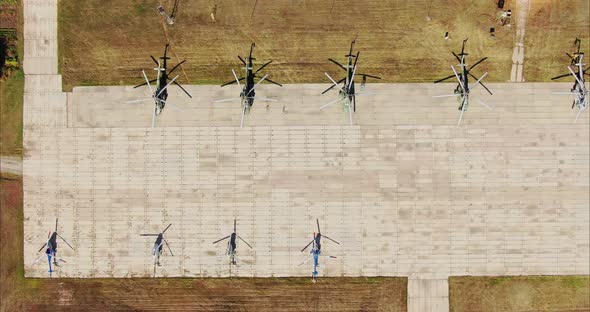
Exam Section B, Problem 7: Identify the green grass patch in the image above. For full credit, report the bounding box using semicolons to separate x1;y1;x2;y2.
0;68;23;156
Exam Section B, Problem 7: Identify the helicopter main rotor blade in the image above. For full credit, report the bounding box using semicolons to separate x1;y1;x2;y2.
238;55;247;66
157;76;179;97
575;106;586;123
163;238;174;256
348;97;354;126
240;103;247;128
469;57;488;71
162;223;172;234
568;66;585;88
246;74;269;96
151;105;157;128
322;77;346;94
322;234;340;245
38;242;48;253
452;51;462;63
55;218;58;232
56;234;74;250
142;70;154;94
320;97;344;110
232;69;242;89
433;94;462;98
173;81;192;98
234;219;237;233
357;73;382;80
329;58;347;71
325;73;345;93
352;51;360;70
214;98;242;103
168;60;186;75
348;65;358;89
33;253;46;264
458;97;467;126
150;55;159;66
301;239;314;252
553;92;579;95
126;98;153;104
477;99;493;110
133;78;158;89
451;66;466;93
469;72;488;92
140;234;160;236
213;235;231;244
467;73;492;95
254;60;273;75
551;73;571;80
262;77;283;87
434;74;456;84
221;77;245;87
316;219;320;233
237;235;253;249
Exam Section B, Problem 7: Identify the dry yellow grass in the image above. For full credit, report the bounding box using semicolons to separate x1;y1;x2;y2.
450;276;590;311
59;0;516;90
525;0;590;81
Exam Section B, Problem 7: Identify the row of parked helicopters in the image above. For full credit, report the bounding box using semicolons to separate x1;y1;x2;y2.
128;39;588;127
35;218;339;282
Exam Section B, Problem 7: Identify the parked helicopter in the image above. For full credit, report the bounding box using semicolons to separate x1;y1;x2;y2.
320;40;382;126
551;38;589;122
140;224;174;277
129;44;192;127
212;219;253;266
300;219;340;282
433;38;493;125
35;218;74;277
215;43;282;127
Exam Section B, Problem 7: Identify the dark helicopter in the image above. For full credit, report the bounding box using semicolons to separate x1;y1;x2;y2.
433;39;493;125
130;44;192;127
140;224;174;277
35;219;74;277
321;40;382;126
216;43;282;127
301;219;340;282
551;38;588;122
212;219;253;266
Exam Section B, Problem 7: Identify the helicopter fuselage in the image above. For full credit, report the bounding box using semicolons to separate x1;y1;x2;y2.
153;234;164;255
228;233;237;254
242;63;256;108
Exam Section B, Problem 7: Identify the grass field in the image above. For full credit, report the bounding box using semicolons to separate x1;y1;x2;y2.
0;68;23;156
525;0;590;81
449;276;590;311
58;0;517;90
0;0;23;157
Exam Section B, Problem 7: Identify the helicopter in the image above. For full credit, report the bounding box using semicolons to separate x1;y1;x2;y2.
320;39;382;126
215;43;282;127
129;44;192;127
140;224;174;277
433;39;493;126
212;219;253;266
35;218;74;277
300;219;340;282
551;38;589;122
